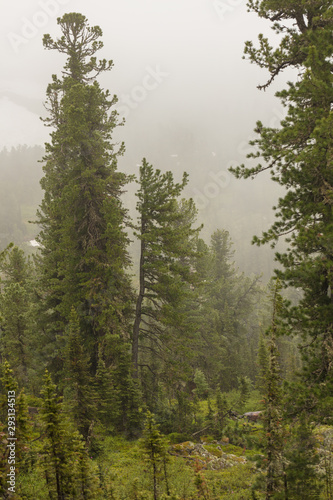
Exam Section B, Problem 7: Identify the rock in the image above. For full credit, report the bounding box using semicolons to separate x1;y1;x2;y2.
169;441;247;471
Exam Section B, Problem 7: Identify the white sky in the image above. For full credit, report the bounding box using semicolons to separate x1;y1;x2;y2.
1;0;292;275
0;0;285;149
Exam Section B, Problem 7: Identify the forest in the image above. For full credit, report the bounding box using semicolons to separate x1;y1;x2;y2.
0;2;332;499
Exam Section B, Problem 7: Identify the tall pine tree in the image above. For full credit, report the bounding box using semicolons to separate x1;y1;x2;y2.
37;13;133;377
230;0;333;419
132;158;201;379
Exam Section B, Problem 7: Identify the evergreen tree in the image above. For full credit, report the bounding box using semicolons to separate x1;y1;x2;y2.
94;344;120;430
132;158;201;378
284;413;323;499
193;369;209;399
0;362;32;497
191;229;262;391
230;0;333;416
238;375;252;412
40;370;71;499
15;389;32;472
110;345;142;435
0;361;18;500
253;281;285;499
0;246;34;386
215;389;229;437
40;369;101;499
63;308;95;440
256;332;270;393
37;13;133;376
140;411;169;500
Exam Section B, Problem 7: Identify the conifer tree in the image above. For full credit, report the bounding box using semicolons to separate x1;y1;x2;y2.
216;389;229;436
230;0;333;413
192;229;261;391
193;369;209;399
0;361;18;499
63;308;95;439
238;376;252;412
253;281;285;498
37;13;133;376
140;411;169;500
40;370;71;499
15;389;31;472
0;362;32;497
40;369;101;499
0;246;34;386
132;158;201;377
256;332;269;393
94;345;119;429
284;413;323;498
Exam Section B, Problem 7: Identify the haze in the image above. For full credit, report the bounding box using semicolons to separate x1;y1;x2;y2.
0;0;292;277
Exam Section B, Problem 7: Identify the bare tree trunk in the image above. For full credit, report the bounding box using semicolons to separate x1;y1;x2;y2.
132;236;145;377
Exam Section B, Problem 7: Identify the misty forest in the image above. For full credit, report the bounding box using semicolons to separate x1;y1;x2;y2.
0;2;333;499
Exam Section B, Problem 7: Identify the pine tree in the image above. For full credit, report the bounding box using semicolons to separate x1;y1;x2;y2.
63;308;95;440
230;0;333;415
94;345;120;430
40;370;71;499
264;332;284;498
0;361;18;499
191;229;262;391
15;389;31;472
253;281;285;499
140;411;169;500
238;375;252;412
284;413;323;499
216;389;229;437
39;369;101;499
194;369;209;399
132;158;201;377
256;332;270;393
37;13;133;377
0;246;34;386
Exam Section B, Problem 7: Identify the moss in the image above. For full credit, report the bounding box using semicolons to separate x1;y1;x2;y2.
219;444;245;457
205;445;223;458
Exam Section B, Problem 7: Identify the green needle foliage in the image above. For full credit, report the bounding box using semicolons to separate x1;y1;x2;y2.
0;246;34;387
230;0;333;418
40;370;101;499
140;411;169;500
132;158;201;380
284;413;323;499
63;307;95;440
253;281;285;498
37;13;133;376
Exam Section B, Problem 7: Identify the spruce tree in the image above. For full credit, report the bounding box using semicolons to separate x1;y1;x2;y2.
230;0;333;416
37;13;133;376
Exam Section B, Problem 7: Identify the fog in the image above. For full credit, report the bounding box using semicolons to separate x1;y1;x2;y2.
0;0;292;278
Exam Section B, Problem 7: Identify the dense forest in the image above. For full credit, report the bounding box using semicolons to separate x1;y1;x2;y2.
0;2;332;499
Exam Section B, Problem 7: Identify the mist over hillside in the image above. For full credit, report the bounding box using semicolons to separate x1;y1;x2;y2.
0;140;283;280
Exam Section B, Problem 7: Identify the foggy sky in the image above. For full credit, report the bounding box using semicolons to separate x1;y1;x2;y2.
1;0;292;277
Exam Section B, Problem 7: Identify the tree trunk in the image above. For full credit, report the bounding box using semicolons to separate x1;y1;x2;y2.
132;235;145;377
